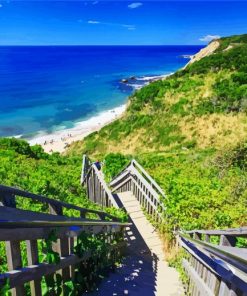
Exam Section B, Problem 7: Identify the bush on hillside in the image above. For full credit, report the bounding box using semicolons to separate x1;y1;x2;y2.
103;153;129;181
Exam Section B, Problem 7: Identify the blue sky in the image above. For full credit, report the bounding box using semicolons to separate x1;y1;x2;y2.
0;1;246;45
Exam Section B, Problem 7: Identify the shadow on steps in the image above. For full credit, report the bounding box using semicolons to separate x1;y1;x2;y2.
87;193;159;296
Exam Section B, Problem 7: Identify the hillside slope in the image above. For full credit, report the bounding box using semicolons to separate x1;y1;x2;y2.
67;34;247;233
68;34;247;156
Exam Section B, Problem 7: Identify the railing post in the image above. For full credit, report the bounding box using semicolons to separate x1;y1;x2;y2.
48;204;70;283
80;210;86;218
26;240;42;296
92;169;96;204
6;241;25;296
1;191;23;295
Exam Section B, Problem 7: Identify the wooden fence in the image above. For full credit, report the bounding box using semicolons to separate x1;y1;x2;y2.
81;156;119;208
109;159;166;222
179;228;247;296
0;185;129;295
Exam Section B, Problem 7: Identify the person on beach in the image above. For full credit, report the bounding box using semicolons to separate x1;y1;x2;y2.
94;160;101;171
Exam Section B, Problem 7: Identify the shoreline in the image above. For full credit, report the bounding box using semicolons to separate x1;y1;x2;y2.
26;72;172;154
27;104;126;153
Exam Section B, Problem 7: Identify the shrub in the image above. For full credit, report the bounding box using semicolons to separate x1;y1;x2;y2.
103;153;129;181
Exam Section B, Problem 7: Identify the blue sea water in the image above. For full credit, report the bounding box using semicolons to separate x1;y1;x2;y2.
0;45;203;138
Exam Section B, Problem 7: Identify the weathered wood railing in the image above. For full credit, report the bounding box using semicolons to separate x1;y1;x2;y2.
179;227;247;296
0;185;128;295
110;159;166;222
0;184;118;221
82;155;119;208
81;155;247;296
81;154;91;185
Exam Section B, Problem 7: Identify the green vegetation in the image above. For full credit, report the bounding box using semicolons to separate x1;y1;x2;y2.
41;230;123;295
103;153;129;181
1;34;247;288
0;137;126;218
68;34;247;238
0;137;126;289
0;138;86;208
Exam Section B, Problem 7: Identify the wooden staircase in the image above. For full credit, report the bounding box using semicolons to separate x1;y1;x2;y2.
0;155;247;295
83;155;247;296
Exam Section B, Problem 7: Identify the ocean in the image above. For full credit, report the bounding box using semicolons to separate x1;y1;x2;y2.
0;45;203;139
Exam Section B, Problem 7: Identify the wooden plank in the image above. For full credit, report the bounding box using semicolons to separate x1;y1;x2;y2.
5;241;25;296
0;224;126;242
26;240;42;296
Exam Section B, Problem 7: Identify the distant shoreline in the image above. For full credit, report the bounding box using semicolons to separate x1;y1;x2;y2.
28;104;127;153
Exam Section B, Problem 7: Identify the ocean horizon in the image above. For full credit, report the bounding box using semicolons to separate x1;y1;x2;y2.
0;45;203;139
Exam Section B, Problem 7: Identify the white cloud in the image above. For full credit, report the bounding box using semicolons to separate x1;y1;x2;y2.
87;20;135;30
88;20;100;24
128;2;143;9
199;35;220;42
122;24;136;30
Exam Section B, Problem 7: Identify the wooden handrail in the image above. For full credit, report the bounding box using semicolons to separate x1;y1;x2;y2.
82;155;119;208
0;183;127;294
110;159;166;199
0;184;117;221
178;227;247;295
0;219;127;293
179;232;247;269
184;227;247;237
109;158;166;222
0;157;129;295
131;159;166;199
81;154;91;184
0;220;130;229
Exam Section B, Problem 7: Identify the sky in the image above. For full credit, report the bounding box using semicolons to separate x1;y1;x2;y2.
0;1;246;45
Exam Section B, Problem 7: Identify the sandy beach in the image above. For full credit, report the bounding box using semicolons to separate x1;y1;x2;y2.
28;104;126;153
26;73;173;154
27;74;171;154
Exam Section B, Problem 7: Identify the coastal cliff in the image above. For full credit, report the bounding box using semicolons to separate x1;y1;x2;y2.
186;39;220;66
